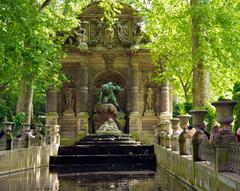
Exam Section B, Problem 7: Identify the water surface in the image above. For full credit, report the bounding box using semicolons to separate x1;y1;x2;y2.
0;167;196;191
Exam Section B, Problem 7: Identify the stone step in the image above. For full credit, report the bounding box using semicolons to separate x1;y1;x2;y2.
75;140;141;145
60;124;77;128
60;131;77;138
58;145;154;155
50;134;156;172
80;137;134;142
50;163;156;173
50;154;156;165
86;134;130;138
60;127;77;131
61;120;77;126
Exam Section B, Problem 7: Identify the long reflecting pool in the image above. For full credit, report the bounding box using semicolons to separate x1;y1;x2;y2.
0;167;196;191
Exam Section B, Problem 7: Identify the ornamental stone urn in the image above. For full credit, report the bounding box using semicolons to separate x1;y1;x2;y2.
170;118;181;151
190;110;208;161
157;122;170;147
3;121;14;150
50;124;60;145
45;124;52;144
164;121;172;149
211;100;237;144
22;123;31;148
178;115;191;155
35;123;43;146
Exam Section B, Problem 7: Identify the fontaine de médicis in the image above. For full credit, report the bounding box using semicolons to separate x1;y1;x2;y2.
1;1;240;191
45;2;172;142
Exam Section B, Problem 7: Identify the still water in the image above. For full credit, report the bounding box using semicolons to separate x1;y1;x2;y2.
0;167;196;191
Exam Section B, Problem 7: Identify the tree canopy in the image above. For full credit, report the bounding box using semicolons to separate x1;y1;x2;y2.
0;0;240;121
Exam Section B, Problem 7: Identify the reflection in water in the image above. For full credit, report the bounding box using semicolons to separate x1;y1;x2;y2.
0;167;196;191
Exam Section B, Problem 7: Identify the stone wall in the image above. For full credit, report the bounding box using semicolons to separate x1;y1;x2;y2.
0;145;58;176
155;145;240;191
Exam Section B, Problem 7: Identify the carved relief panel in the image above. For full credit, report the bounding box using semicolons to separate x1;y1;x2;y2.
65;3;143;49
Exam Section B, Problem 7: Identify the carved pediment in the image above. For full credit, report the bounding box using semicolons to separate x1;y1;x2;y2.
65;2;146;49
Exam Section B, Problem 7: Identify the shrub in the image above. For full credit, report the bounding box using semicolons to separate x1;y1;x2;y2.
233;81;240;133
13;112;26;138
204;103;216;133
173;102;192;117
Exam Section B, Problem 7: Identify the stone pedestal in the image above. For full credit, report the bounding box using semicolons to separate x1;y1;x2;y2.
63;109;75;117
77;112;89;134
144;110;155;117
142;111;158;132
170;118;181;151
178;115;191;155
46;112;59;126
129;112;142;133
190;110;208;161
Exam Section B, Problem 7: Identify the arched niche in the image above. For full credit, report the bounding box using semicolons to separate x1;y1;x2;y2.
93;70;127;112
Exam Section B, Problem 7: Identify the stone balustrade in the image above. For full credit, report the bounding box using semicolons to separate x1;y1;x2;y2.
0;122;58;151
156;100;240;174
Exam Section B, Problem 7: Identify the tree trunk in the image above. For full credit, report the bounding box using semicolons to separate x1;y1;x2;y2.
16;75;34;124
191;0;210;108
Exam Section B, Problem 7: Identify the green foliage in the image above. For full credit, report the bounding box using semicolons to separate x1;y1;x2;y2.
0;95;14;131
233;81;240;133
125;0;240;103
13;112;26;138
204;103;216;133
1;0;240;121
173;102;193;117
99;0;124;26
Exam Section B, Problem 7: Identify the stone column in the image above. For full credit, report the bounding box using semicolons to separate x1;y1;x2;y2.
46;87;58;113
129;58;142;135
159;82;171;123
155;86;161;116
169;83;173;118
129;64;139;113
157;82;171;145
46;87;59;127
76;56;89;135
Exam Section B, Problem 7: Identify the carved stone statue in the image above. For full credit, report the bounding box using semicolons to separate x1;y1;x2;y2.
75;24;87;49
146;87;154;111
97;118;121;133
99;82;124;111
65;88;74;110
